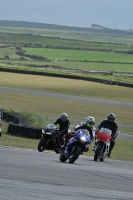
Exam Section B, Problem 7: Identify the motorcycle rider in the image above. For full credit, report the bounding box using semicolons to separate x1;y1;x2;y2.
74;116;95;141
94;113;118;158
62;116;95;152
53;113;70;143
0;112;3;137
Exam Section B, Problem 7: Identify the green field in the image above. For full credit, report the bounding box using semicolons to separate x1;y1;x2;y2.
1;26;133;45
1;58;133;73
0;30;133;83
24;47;133;63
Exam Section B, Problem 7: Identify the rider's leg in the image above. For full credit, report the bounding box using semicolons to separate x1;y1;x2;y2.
108;140;115;157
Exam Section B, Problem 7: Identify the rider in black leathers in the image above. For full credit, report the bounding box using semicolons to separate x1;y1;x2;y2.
53;113;70;141
95;113;118;157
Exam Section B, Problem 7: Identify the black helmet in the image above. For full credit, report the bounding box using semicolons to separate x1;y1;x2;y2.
86;116;95;128
61;113;68;122
107;113;115;122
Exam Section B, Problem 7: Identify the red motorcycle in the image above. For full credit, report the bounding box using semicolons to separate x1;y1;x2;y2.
93;128;112;161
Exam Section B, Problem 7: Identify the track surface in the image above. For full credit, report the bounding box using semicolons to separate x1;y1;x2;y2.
0;147;133;200
0;86;133;109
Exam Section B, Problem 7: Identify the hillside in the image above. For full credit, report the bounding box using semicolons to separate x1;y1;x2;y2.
0;20;133;36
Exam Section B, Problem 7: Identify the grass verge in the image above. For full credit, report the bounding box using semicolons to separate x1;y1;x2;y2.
0;72;133;103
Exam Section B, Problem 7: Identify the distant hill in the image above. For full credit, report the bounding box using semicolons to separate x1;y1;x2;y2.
90;24;105;29
0;20;133;36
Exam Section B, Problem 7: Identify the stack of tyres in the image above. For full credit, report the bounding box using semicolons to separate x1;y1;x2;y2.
23;127;29;138
10;124;16;135
28;128;37;139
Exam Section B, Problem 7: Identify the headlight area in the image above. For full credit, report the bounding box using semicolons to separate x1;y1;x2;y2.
42;129;45;134
80;136;86;142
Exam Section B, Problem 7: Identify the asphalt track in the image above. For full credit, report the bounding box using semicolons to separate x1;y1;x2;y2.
0;86;133;109
0;146;133;200
0;86;133;199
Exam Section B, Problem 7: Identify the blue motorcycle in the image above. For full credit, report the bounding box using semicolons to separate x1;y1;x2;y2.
59;129;91;164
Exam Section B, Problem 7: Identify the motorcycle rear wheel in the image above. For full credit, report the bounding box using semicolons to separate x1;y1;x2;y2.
69;146;81;164
38;138;46;152
94;145;101;161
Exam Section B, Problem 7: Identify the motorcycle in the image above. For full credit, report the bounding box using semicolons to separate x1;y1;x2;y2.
93;127;112;161
59;129;91;164
38;124;63;154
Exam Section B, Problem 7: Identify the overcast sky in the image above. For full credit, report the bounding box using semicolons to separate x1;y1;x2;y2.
0;0;133;30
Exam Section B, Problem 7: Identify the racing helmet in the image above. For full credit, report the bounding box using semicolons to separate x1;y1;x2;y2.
61;113;68;122
86;116;95;128
107;113;115;122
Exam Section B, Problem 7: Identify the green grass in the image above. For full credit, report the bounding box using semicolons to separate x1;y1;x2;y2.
0;72;133;103
1;32;133;51
1;26;133;45
0;89;132;126
1;58;133;73
0;32;133;84
24;47;133;63
0;47;20;59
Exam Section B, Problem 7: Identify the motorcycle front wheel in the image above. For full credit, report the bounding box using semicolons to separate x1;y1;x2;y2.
69;146;81;164
94;144;102;161
38;138;46;152
59;151;68;162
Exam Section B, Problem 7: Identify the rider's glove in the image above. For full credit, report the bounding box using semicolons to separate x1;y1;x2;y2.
84;144;89;152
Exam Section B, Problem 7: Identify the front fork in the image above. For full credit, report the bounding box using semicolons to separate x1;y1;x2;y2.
64;137;77;157
94;140;110;156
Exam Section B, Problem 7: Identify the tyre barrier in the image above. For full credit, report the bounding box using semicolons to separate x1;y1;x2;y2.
1;110;42;139
7;124;42;139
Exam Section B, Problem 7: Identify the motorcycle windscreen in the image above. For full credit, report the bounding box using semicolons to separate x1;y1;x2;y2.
45;124;57;134
75;129;91;143
97;128;111;142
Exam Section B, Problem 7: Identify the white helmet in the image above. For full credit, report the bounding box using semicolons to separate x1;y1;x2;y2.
86;116;95;128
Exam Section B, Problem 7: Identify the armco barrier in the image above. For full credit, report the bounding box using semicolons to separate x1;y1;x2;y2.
1;110;42;139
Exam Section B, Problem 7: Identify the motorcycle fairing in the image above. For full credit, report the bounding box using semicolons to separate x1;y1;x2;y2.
64;129;91;157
